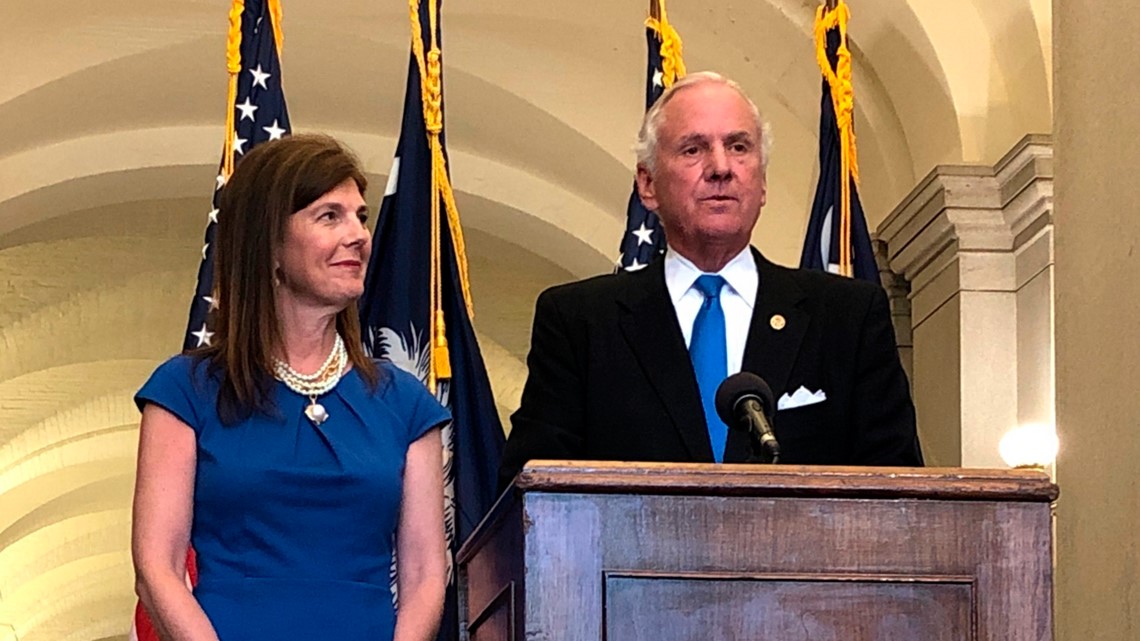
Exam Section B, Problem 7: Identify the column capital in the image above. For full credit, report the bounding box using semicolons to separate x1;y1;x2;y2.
878;135;1053;287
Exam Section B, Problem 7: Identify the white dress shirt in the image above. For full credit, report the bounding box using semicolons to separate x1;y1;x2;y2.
664;246;758;377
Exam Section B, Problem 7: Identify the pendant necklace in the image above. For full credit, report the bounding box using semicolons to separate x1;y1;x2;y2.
272;334;347;426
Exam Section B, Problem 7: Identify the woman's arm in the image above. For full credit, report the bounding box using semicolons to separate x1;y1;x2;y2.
392;427;448;641
131;403;220;641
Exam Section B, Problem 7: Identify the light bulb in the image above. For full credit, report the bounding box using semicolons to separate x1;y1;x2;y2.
999;423;1059;469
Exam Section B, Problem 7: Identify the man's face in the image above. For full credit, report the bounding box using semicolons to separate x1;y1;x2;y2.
636;82;767;256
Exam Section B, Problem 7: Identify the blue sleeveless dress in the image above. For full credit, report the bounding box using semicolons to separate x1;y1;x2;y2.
136;356;449;641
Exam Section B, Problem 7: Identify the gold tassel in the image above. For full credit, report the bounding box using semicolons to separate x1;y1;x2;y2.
268;0;284;59
433;310;452;380
220;0;246;181
814;0;859;278
408;0;478;388
646;0;687;89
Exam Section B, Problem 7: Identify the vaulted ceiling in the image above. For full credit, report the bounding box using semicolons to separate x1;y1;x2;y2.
0;1;1052;638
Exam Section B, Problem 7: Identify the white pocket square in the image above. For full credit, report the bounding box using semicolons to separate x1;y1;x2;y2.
777;386;827;411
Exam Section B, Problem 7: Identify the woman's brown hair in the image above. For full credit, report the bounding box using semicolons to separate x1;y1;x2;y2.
199;133;379;424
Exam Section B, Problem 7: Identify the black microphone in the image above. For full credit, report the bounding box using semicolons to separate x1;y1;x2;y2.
715;372;780;464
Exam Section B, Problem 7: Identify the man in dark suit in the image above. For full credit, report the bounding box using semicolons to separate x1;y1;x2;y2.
500;72;922;487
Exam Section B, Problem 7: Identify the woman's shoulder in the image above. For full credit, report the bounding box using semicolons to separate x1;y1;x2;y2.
363;360;450;442
148;353;215;383
139;353;222;400
371;359;424;392
135;353;219;421
360;360;442;405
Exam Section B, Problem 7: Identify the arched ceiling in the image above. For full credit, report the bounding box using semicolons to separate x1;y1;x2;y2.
0;1;1051;639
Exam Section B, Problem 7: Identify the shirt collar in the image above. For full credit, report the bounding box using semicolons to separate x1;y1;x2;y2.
664;245;757;308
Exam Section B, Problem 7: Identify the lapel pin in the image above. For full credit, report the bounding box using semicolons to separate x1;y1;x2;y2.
770;314;786;331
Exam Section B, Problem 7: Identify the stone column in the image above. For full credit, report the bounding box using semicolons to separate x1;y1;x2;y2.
873;238;914;385
877;135;1053;467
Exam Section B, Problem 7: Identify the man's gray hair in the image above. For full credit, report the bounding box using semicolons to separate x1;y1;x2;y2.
634;71;772;173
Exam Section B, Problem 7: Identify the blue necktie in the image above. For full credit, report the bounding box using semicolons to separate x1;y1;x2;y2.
689;275;729;462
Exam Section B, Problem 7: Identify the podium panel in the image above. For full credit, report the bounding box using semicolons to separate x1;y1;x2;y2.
606;575;971;640
458;462;1057;641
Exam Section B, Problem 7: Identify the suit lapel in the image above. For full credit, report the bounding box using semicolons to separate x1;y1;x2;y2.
617;260;714;461
726;250;810;462
743;249;809;400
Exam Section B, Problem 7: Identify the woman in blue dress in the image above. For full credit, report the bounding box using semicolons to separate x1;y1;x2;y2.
131;134;449;641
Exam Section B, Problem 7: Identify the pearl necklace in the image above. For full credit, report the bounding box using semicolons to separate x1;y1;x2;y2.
272;334;347;425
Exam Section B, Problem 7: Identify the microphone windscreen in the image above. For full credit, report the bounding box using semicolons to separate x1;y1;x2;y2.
714;372;775;426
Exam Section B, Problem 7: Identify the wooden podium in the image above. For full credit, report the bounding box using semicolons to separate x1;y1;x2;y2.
457;461;1057;641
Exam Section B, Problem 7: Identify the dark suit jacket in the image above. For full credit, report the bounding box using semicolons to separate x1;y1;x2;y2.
500;249;922;487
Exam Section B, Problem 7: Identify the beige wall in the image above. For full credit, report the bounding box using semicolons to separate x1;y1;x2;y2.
1054;0;1140;638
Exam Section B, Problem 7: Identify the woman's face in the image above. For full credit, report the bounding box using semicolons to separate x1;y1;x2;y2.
275;178;371;311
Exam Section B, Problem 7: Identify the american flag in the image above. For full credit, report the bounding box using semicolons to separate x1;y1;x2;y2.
132;2;290;639
183;0;292;352
617;3;682;272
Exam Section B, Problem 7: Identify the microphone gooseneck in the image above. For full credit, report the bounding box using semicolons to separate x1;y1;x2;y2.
715;372;780;464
